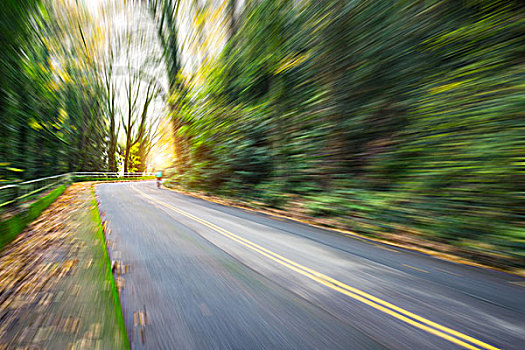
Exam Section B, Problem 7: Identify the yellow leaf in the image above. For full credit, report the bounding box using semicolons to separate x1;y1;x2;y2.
431;81;463;94
29;118;43;130
275;53;309;74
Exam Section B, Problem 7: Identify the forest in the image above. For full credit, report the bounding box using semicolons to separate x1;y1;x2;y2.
1;0;523;267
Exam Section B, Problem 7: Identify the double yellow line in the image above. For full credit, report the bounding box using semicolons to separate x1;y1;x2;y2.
134;186;499;350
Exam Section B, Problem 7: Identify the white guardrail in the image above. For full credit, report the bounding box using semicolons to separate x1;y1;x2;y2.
0;172;154;209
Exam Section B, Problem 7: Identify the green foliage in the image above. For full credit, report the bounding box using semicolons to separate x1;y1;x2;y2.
89;188;130;350
126;144;142;173
160;0;524;267
0;1;117;182
0;184;66;249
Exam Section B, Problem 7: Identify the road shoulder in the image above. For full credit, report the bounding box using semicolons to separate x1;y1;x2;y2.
162;183;524;277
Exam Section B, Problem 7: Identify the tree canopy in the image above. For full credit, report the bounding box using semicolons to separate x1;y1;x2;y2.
159;0;525;267
1;0;523;267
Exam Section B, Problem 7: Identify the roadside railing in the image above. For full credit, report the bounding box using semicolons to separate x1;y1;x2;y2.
72;172;154;179
0;172;154;210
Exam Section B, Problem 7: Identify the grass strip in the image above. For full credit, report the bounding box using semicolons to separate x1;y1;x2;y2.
1;177;152;250
0;184;67;250
89;186;130;350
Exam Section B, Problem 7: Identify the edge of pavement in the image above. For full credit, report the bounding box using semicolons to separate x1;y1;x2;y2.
160;182;524;279
91;184;131;350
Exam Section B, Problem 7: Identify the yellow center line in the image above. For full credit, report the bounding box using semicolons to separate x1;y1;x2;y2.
133;186;499;350
403;264;429;273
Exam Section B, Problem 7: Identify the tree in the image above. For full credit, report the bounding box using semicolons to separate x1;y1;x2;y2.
0;0;111;180
122;77;159;172
156;0;524;266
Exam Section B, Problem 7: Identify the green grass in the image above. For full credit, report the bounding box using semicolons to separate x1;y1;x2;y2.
0;184;67;250
1;175;152;250
0;182;129;347
90;187;130;349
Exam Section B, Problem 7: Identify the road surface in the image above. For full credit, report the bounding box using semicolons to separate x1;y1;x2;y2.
96;181;525;350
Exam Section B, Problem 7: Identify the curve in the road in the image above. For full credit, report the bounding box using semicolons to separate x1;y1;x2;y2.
133;185;499;350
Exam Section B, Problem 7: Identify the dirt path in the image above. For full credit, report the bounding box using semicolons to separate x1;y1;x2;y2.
0;183;127;349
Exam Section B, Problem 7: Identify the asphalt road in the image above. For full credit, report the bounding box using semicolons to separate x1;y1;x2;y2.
96;181;525;350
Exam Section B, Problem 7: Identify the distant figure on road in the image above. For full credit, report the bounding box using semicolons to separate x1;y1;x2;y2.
156;171;162;188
